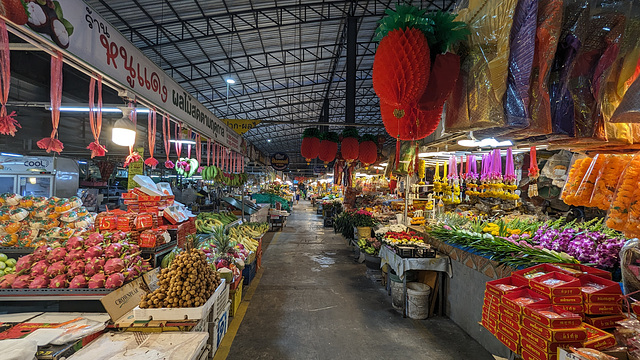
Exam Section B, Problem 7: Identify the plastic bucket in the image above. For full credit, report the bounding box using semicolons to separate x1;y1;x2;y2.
364;254;381;270
406;282;431;320
389;273;403;312
357;227;371;239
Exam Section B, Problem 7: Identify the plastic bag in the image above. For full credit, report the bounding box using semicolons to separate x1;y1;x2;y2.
570;347;617;360
0;339;38;360
540;149;573;187
607;152;640;237
590;154;631;210
620;238;640;295
560;154;591;205
49;317;107;345
510;0;563;138
573;154;605;207
503;0;537;130
549;0;591;137
566;1;627;144
444;0;518;133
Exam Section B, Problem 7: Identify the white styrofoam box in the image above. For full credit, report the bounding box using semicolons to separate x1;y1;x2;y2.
213;279;229;320
68;332;208;360
214;301;231;350
132;280;226;321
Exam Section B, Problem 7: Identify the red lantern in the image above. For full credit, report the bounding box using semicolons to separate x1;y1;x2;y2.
358;134;378;168
300;128;321;164
340;128;359;163
318;132;339;166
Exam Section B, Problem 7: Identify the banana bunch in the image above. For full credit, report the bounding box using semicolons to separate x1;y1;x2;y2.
196;211;238;234
201;166;220;181
233;235;259;252
229;222;268;239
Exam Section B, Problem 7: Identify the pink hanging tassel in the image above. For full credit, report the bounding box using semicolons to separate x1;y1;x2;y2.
162;114;174;169
86;75;107;158
0;19;19;136
195;134;203;173
186;129;193;158
124;152;142;167
144;108;159;168
37;51;64;153
206;138;211;166
174;122;182;159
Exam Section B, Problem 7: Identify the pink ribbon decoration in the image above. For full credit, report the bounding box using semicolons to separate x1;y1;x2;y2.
195;134;203;173
162;114;174;169
0;19;19;136
37;51;64;153
505;147;516;182
87;75;107;158
187;129;193;158
174;122;182;158
206;138;211;166
144;108;159;168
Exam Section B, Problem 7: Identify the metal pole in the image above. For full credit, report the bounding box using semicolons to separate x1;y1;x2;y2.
404;174;410;226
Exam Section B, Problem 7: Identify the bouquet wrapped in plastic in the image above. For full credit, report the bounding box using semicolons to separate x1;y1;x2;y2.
607;152;640;238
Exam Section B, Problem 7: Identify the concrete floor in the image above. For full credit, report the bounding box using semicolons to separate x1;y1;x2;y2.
226;200;495;360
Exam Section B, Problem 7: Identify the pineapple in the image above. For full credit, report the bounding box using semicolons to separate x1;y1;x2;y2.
212;226;233;254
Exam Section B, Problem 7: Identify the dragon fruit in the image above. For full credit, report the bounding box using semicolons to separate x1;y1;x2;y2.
47;247;67;263
29;275;50;289
105;243;124;258
111;231;127;243
12;275;31;289
32;245;51;261
31;260;49;276
46;261;67;277
128;244;140;255
123;267;138;282
15;254;34;273
49;274;68;288
67;260;85;277
104;258;125;274
69;275;88;288
65;236;85;251
105;273;125;289
0;274;17;288
86;232;104;247
88;273;106;288
141;260;152;272
85;245;104;259
64;249;85;264
85;258;105;276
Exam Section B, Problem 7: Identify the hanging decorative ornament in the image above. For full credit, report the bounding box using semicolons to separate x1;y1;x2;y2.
162;115;174;169
358;134;378;168
174;122;182;159
86;75;107;158
504;147;519;200
465;155;480;197
123;102;139;167
373;4;431;169
144;109;159;168
37;51;64;154
300;127;321;164
528;146;539;197
340;128;359;164
195;134;202;173
0;19;19;136
206;138;211;166
187;129;193;158
318;132;339;166
433;162;442;197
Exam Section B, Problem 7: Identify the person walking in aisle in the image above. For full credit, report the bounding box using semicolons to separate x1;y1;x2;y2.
295;190;300;205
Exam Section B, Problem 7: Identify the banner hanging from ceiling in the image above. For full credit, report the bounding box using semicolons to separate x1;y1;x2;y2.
222;119;261;134
1;0;242;152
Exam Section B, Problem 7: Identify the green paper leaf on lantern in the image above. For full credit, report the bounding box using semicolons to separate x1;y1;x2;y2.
320;132;339;143
374;3;434;42
302;127;321;139
342;128;359;140
359;134;378;143
424;11;469;55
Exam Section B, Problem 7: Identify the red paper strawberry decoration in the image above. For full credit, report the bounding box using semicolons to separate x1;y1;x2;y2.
340;128;359;164
358;134;378;168
318;132;339;166
300;127;321;164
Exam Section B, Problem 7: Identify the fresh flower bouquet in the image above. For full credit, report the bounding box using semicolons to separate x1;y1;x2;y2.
383;230;425;246
353;209;376;227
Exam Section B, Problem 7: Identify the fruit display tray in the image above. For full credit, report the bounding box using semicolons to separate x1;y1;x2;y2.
0;288;113;301
0;246;34;254
140;240;177;255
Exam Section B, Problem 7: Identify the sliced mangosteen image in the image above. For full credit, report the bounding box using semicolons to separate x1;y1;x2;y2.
26;1;50;32
50;17;68;48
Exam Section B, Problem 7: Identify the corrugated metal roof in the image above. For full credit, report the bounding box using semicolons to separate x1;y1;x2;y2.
84;0;457;170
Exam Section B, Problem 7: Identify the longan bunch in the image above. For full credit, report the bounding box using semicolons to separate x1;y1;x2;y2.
140;249;221;309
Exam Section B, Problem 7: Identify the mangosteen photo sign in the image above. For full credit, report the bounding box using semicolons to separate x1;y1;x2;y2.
1;0;241;152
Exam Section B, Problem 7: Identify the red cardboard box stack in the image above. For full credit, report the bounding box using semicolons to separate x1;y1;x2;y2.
481;264;621;360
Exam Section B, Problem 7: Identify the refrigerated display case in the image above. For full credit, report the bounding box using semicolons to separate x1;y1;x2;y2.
0;155;79;197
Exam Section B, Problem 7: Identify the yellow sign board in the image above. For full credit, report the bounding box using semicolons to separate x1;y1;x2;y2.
127;147;145;189
222;119;261;134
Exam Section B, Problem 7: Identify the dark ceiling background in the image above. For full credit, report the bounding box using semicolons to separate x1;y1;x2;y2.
2;0;458;173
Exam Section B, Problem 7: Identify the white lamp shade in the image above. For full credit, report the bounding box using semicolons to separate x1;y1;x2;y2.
112;127;136;146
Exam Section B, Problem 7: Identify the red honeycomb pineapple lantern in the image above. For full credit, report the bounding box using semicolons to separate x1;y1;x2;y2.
340;128;359;164
358;134;378;169
318;132;339;167
373;5;432;168
300;128;321;165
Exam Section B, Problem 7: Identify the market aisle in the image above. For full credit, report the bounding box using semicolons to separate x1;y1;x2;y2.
223;200;494;360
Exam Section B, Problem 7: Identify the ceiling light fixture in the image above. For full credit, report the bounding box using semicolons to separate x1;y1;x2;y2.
1;152;22;157
379;162;388;167
169;139;197;145
112;107;137;147
52;106;150;113
457;138;512;148
226;78;236;84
